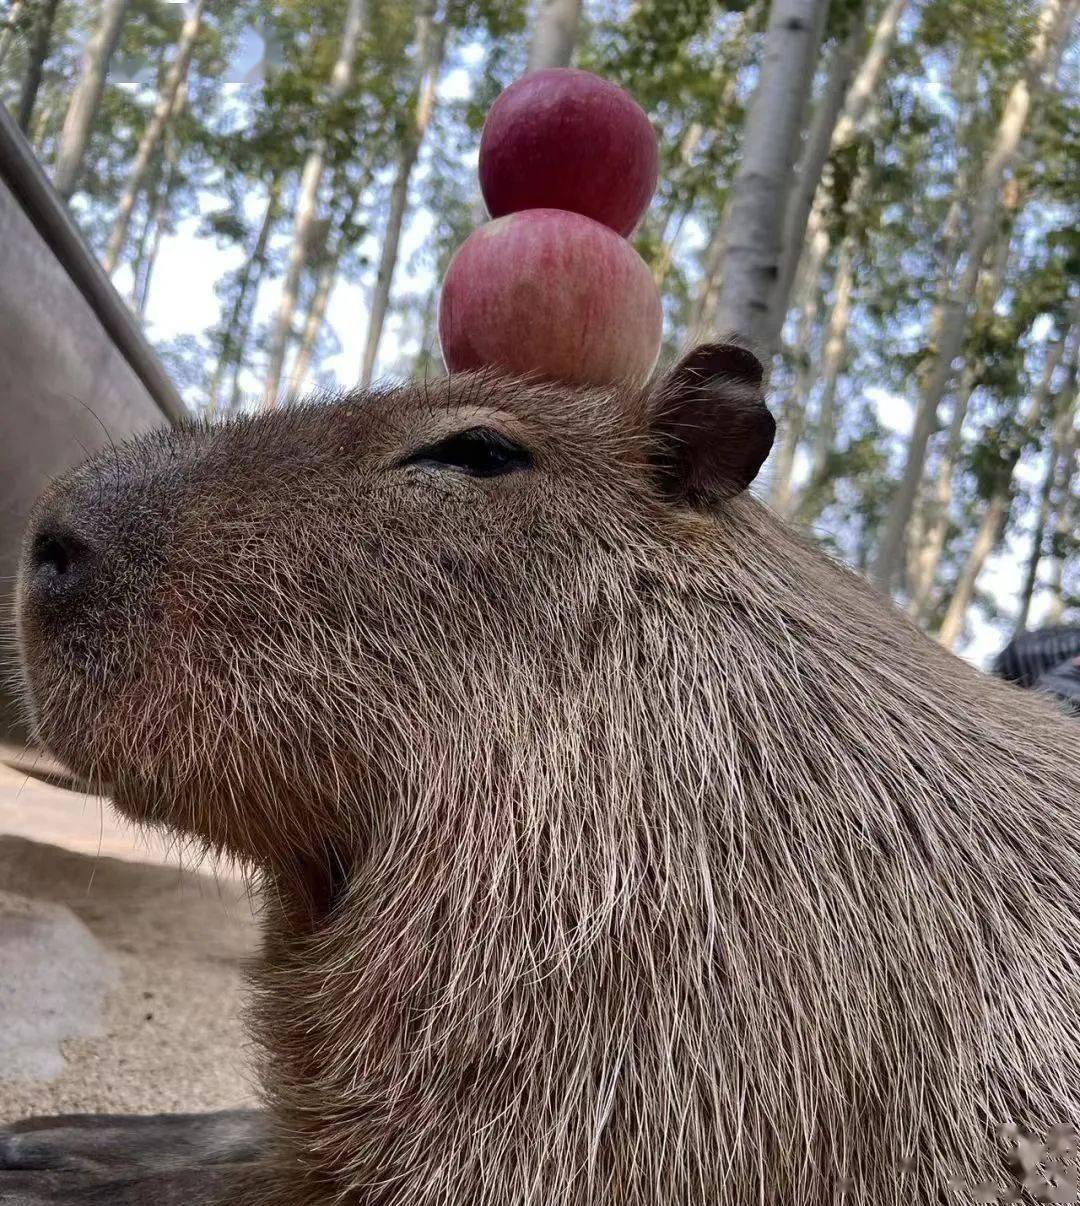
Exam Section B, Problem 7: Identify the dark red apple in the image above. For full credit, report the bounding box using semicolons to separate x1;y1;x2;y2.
479;68;659;237
439;208;662;389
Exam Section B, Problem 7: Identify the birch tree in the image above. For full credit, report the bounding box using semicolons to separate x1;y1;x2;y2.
708;0;829;349
286;164;374;404
794;232;857;522
937;325;1074;649
768;282;819;514
768;6;868;338
0;0;25;72
102;0;206;273
15;0;61;133
1043;411;1077;625
652;4;762;291
773;0;907;340
652;122;705;288
132;176;170;316
527;0;581;71
1014;393;1075;634
906;234;1015;619
52;0;131;200
745;0;908;491
285;254;341;404
261;0;367;409
359;0;447;388
131;89;186;317
770;141;875;517
689;232;729;347
208;174;283;414
871;0;1075;594
127;153;164;305
29;86;56;148
905;364;977;619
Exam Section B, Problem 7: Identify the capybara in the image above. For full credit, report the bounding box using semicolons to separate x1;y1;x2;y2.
5;344;1079;1205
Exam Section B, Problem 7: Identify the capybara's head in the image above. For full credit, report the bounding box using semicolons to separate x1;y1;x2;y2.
16;344;773;873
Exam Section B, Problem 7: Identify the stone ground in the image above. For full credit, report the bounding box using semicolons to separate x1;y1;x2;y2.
0;742;260;1123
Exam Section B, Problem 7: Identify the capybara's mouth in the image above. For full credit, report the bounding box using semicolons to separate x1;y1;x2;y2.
16;662;97;784
17;648;136;798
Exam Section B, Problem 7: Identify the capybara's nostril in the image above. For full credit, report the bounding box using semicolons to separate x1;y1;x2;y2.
29;525;96;597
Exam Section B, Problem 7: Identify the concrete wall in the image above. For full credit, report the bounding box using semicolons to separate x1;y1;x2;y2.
0;114;181;736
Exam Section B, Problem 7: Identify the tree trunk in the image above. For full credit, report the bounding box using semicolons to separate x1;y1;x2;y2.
359;0;447;388
261;0;368;409
226;188;287;417
793;230;856;523
679;2;763;323
709;0;830;350
102;0;206;273
936;495;1008;651
652;201;692;289
0;0;25;72
262;156;323;407
773;143;871;517
15;0;61;133
871;0;1073;595
829;0;908;144
127;154;163;305
905;367;975;621
285;258;338;403
690;229;729;345
52;0;131;200
1044;412;1076;626
1013;397;1072;635
29;87;56;150
770;7;867;339
773;0;908;345
127;79;185;313
892;58;982;611
1014;469;1053;635
651;121;704;287
656;1;763;292
927;55;980;299
937;332;1069;650
207;174;283;413
906;232;1015;620
527;0;581;70
133;99;183;318
769;285;819;515
413;281;443;376
778;10;936;416
134;179;168;317
285;167;373;404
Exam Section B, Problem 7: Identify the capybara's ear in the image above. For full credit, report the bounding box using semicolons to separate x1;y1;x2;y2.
650;341;775;504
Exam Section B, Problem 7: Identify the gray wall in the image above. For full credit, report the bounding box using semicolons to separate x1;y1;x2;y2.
0;112;182;737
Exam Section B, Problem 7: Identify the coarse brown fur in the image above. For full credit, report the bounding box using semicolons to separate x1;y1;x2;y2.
13;349;1080;1204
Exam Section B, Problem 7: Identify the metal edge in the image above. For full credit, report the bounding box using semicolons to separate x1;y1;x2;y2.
0;103;188;426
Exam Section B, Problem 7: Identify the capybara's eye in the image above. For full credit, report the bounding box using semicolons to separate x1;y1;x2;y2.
400;427;532;478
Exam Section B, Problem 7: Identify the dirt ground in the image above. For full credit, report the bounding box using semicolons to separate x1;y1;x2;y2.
0;743;260;1123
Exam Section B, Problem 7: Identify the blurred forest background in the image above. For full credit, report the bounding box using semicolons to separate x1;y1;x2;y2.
0;0;1076;661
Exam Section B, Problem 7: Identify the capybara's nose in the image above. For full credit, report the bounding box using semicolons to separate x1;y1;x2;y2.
26;519;99;608
20;435;185;655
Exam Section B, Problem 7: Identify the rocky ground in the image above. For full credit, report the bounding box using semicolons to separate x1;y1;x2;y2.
0;744;259;1122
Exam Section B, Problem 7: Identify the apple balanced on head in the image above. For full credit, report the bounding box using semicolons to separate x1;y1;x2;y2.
438;68;663;389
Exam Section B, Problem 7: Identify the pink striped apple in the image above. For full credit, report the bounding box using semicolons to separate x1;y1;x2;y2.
438;208;663;389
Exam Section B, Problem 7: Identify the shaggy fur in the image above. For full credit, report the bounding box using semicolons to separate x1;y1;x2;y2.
13;352;1080;1205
